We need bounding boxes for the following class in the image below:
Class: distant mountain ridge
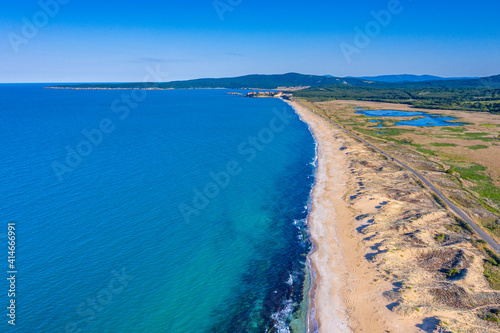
[47,73,500,113]
[294,74,500,113]
[397,74,500,88]
[48,73,500,90]
[50,73,387,90]
[346,74,479,83]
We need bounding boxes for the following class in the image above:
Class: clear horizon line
[1,72,498,85]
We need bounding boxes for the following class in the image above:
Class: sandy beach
[287,100,427,332]
[286,98,500,333]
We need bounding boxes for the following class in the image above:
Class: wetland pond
[356,109,466,127]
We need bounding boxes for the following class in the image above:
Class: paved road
[294,98,500,254]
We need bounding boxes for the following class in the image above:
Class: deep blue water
[0,85,316,332]
[357,109,466,127]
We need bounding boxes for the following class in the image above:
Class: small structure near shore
[243,91,292,98]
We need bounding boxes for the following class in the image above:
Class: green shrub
[435,233,446,242]
[445,166,455,174]
[445,268,461,278]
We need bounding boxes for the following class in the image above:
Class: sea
[0,84,317,332]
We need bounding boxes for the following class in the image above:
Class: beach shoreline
[285,99,352,331]
[293,99,500,333]
[287,101,350,332]
[285,99,420,333]
[289,100,320,333]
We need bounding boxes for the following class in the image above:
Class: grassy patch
[430,142,457,147]
[415,179,425,188]
[445,214,473,234]
[378,128,412,136]
[481,124,500,127]
[417,148,438,156]
[432,193,447,208]
[467,145,489,150]
[454,215,474,233]
[464,132,489,138]
[455,132,498,142]
[454,164,488,182]
[484,220,500,233]
[480,314,500,323]
[484,261,500,290]
[442,127,466,133]
[478,246,500,290]
[453,164,500,205]
[395,138,417,145]
[461,137,497,142]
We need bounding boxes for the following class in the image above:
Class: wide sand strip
[287,100,420,333]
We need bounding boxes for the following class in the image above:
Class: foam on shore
[284,99,351,332]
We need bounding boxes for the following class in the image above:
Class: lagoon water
[357,109,466,127]
[0,85,316,332]
[396,116,466,127]
[357,110,425,117]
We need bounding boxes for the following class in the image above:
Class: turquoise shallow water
[0,85,316,332]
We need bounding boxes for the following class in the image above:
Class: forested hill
[397,75,500,89]
[294,83,500,113]
[48,73,500,90]
[48,73,390,90]
[47,73,500,113]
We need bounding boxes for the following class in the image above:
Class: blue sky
[1,0,499,82]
